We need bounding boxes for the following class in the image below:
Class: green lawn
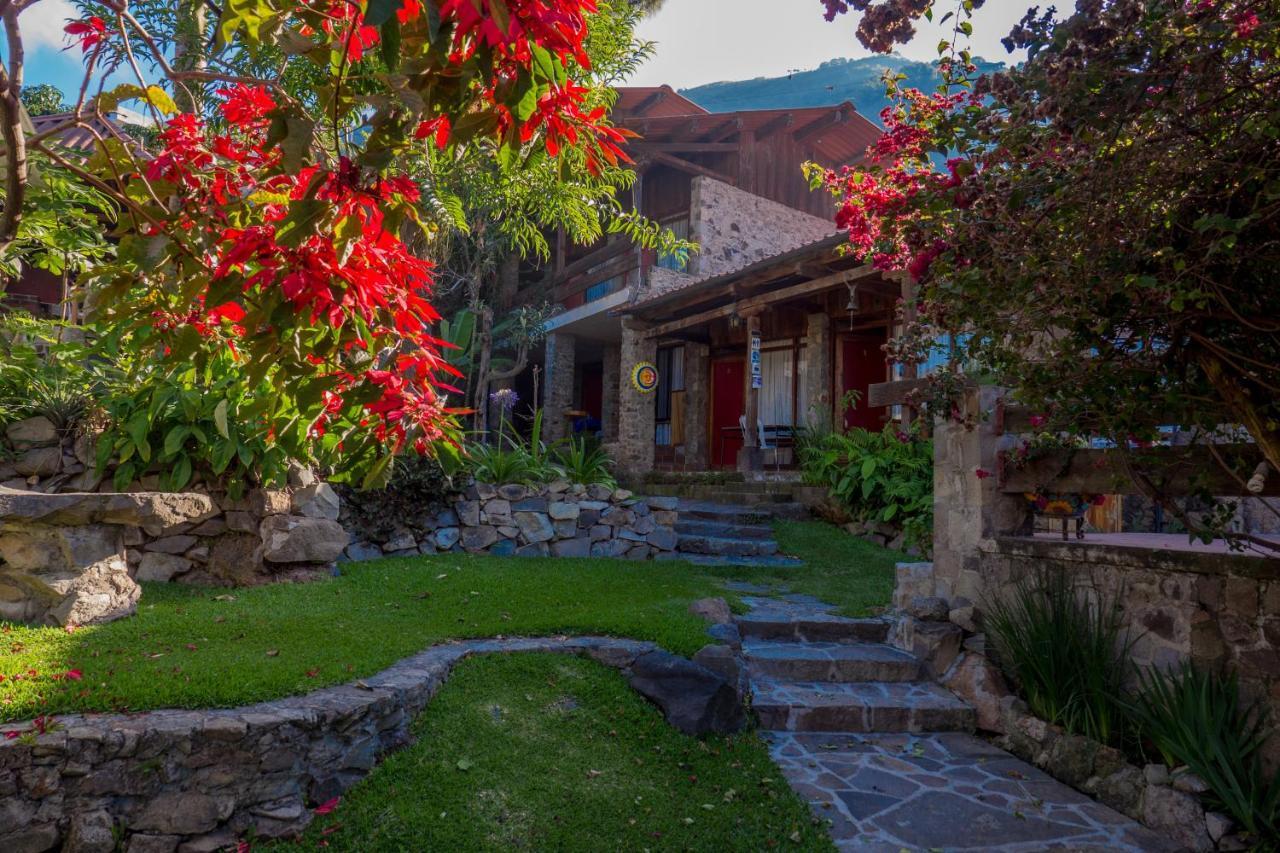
[268,654,832,852]
[0,520,897,722]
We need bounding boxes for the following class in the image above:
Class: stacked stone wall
[340,482,678,561]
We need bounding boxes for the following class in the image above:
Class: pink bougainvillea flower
[974,468,992,480]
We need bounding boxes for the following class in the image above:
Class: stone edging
[0,636,745,853]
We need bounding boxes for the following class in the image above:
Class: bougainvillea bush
[1,0,631,492]
[813,0,1280,535]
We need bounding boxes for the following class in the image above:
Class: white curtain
[760,347,801,426]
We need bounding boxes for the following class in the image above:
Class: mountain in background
[680,55,1004,122]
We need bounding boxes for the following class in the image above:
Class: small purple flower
[490,388,519,411]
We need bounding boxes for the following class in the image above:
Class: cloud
[17,0,80,53]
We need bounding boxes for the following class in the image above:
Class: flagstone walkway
[729,589,1179,852]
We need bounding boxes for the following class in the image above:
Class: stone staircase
[658,499,804,568]
[738,595,975,733]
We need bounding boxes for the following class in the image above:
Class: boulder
[291,484,341,521]
[940,652,1011,733]
[454,500,481,526]
[906,595,950,621]
[481,499,512,526]
[5,415,59,450]
[488,539,516,557]
[343,542,383,562]
[514,511,555,544]
[515,542,550,557]
[65,809,115,853]
[497,484,527,501]
[0,521,139,625]
[204,533,267,585]
[552,518,577,539]
[460,526,499,551]
[224,511,258,533]
[689,597,732,624]
[550,537,591,558]
[548,501,580,521]
[382,530,417,553]
[692,643,745,692]
[646,495,678,511]
[895,617,963,677]
[136,552,194,583]
[287,464,318,488]
[435,527,461,550]
[627,650,746,736]
[260,516,349,563]
[14,447,62,477]
[1142,785,1212,852]
[646,528,677,551]
[144,535,198,555]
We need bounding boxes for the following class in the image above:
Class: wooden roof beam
[755,112,794,141]
[631,87,670,116]
[649,151,735,186]
[795,105,853,142]
[629,141,740,154]
[699,117,742,143]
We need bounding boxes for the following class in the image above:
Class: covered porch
[613,235,905,479]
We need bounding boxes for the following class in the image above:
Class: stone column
[930,385,1026,603]
[614,319,656,481]
[543,332,576,443]
[601,344,621,443]
[683,342,710,470]
[803,312,833,430]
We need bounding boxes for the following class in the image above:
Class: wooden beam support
[642,267,879,339]
[629,142,740,154]
[795,106,850,142]
[755,112,794,140]
[648,151,735,186]
[631,88,668,116]
[699,117,741,143]
[999,445,1279,497]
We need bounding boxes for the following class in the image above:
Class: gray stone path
[732,592,1179,852]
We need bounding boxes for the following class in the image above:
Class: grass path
[267,654,833,852]
[0,521,896,722]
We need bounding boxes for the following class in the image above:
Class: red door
[841,335,887,431]
[711,358,744,468]
[580,364,602,421]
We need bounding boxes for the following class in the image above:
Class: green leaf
[213,399,231,440]
[364,0,398,27]
[380,16,401,72]
[163,425,191,456]
[861,458,878,479]
[275,199,329,248]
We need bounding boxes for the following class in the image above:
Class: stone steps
[676,533,780,557]
[656,552,805,568]
[675,500,777,526]
[674,519,775,540]
[736,613,891,644]
[742,639,922,683]
[752,678,975,733]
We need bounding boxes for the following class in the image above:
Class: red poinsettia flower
[64,17,107,54]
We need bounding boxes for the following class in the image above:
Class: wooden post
[737,311,764,474]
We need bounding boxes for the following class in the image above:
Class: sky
[16,0,1039,104]
[625,0,1037,90]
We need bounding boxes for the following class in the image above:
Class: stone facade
[803,312,832,429]
[340,482,679,562]
[611,319,657,480]
[543,331,576,443]
[0,636,745,853]
[686,176,836,279]
[600,343,621,442]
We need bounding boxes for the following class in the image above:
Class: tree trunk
[471,306,494,437]
[1196,348,1280,477]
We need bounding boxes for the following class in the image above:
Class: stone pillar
[930,385,1026,603]
[803,312,833,429]
[543,332,576,443]
[601,344,621,443]
[684,342,710,470]
[613,319,656,481]
[737,313,763,474]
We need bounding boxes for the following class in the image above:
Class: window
[759,344,806,427]
[584,276,621,303]
[654,218,690,272]
[654,345,686,446]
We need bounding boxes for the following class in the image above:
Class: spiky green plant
[1129,662,1280,846]
[553,436,615,487]
[984,568,1135,746]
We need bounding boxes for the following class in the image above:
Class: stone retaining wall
[340,482,679,562]
[0,637,744,853]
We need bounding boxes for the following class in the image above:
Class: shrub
[1129,663,1280,844]
[338,453,462,541]
[552,437,616,488]
[796,423,932,550]
[0,313,102,432]
[984,568,1135,747]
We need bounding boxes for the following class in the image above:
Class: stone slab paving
[744,638,922,682]
[754,677,975,733]
[766,731,1179,852]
